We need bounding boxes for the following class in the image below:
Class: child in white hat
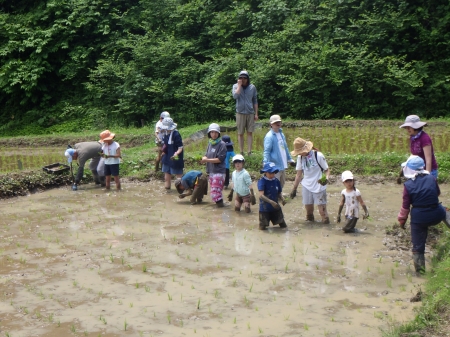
[337,170,369,233]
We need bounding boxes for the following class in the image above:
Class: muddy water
[1,180,446,337]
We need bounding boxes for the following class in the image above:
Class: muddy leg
[318,204,329,224]
[155,147,162,172]
[105,175,111,190]
[164,173,171,189]
[305,204,314,221]
[114,176,121,190]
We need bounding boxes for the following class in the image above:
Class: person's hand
[363,213,370,220]
[318,179,329,186]
[289,160,296,168]
[227,190,234,202]
[398,219,406,229]
[254,114,259,121]
[281,198,287,206]
[237,78,242,87]
[337,215,341,223]
[290,189,297,199]
[270,201,280,209]
[200,156,208,164]
[178,194,186,199]
[250,194,256,205]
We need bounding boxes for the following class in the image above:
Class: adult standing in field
[232,70,258,156]
[64,142,105,189]
[399,115,438,178]
[397,155,449,274]
[289,137,331,224]
[154,111,170,172]
[262,115,295,188]
[200,123,227,207]
[160,117,184,190]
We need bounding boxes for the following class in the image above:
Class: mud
[0,180,448,337]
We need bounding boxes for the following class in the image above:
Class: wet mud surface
[1,180,449,337]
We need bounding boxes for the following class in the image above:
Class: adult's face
[210,131,219,140]
[404,126,419,136]
[238,76,248,86]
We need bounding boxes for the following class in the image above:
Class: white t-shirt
[341,188,361,218]
[102,141,120,165]
[276,132,287,169]
[155,121,164,141]
[296,151,328,193]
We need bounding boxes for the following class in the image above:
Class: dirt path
[1,180,447,337]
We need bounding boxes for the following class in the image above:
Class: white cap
[207,123,221,137]
[341,170,354,182]
[232,154,245,162]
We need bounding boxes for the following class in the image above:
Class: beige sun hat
[290,137,313,156]
[399,115,427,129]
[269,115,282,124]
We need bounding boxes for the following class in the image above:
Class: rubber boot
[216,200,224,208]
[413,253,425,274]
[279,220,287,228]
[99,175,106,187]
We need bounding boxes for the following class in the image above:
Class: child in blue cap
[397,155,450,274]
[222,135,235,190]
[258,162,287,230]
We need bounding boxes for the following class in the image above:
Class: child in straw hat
[100,130,121,190]
[289,137,330,224]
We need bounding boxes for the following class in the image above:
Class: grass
[382,225,450,337]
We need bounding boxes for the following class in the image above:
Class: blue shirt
[258,176,282,212]
[225,150,235,169]
[263,128,292,170]
[181,170,202,190]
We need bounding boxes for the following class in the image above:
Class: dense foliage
[1,0,449,135]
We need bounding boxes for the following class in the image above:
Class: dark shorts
[259,209,284,228]
[105,164,120,176]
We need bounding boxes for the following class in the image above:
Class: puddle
[0,180,441,336]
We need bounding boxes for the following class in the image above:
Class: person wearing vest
[397,155,449,274]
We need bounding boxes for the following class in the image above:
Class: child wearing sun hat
[258,162,287,230]
[100,130,121,190]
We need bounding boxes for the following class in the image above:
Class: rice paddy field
[0,147,64,174]
[183,125,450,155]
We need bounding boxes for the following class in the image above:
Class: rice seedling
[167,313,171,324]
[197,298,201,309]
[124,319,128,331]
[168,293,172,301]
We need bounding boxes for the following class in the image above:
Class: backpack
[302,150,324,172]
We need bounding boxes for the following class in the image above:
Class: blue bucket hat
[222,135,233,146]
[65,148,75,163]
[260,162,279,174]
[401,155,425,171]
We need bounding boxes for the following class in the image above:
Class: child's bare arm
[357,196,369,218]
[337,195,345,223]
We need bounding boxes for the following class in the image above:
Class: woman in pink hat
[399,115,438,178]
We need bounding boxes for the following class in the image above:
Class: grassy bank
[383,224,450,337]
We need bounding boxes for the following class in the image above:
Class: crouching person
[258,162,287,230]
[227,154,256,213]
[397,155,449,275]
[175,170,208,205]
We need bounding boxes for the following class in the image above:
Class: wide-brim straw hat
[161,117,177,131]
[291,137,313,156]
[99,130,115,142]
[399,115,427,129]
